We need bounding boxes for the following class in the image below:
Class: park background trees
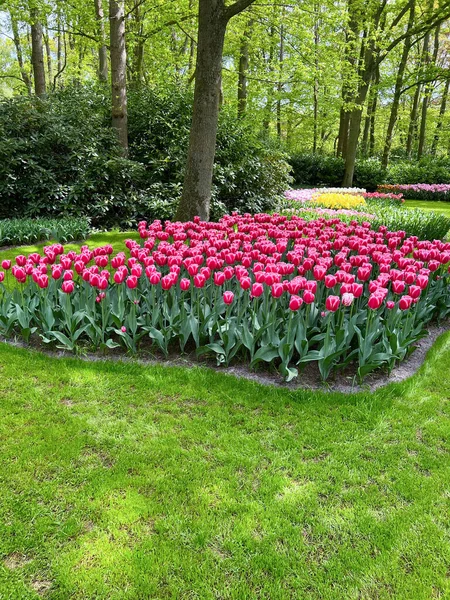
[1,0,450,218]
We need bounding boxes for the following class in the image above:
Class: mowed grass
[0,336,450,599]
[0,231,139,266]
[404,199,450,218]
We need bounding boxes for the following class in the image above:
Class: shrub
[353,158,386,191]
[1,216,450,382]
[289,153,344,186]
[385,157,450,185]
[0,85,291,228]
[289,154,385,190]
[0,217,90,247]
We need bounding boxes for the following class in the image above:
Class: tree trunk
[11,17,32,95]
[417,25,439,158]
[337,2,359,157]
[95,0,109,82]
[44,29,53,84]
[109,0,128,153]
[342,56,374,186]
[30,8,46,97]
[342,0,385,186]
[276,22,284,139]
[406,81,422,157]
[176,0,255,221]
[176,1,227,221]
[431,78,450,155]
[382,1,415,168]
[312,1,319,153]
[368,67,380,156]
[262,24,275,132]
[237,19,253,117]
[361,107,370,156]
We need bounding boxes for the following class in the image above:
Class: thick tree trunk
[237,20,253,117]
[382,1,415,168]
[431,78,450,155]
[30,9,46,97]
[337,3,359,157]
[176,1,227,221]
[177,0,255,221]
[342,57,374,186]
[11,17,32,95]
[109,0,128,154]
[95,0,109,82]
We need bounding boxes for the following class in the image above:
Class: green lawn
[0,231,139,266]
[1,336,450,599]
[1,223,450,598]
[404,199,450,218]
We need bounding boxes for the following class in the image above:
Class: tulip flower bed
[1,213,450,381]
[378,184,450,202]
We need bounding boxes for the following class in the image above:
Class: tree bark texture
[30,8,47,97]
[95,0,109,82]
[11,17,32,95]
[109,0,128,153]
[176,0,227,221]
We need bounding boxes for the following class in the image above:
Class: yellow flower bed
[312,192,367,210]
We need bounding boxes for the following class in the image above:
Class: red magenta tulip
[194,274,206,288]
[62,280,74,294]
[214,272,225,286]
[251,282,264,298]
[223,291,234,305]
[289,295,303,311]
[1,260,11,270]
[303,290,315,304]
[368,294,382,310]
[325,295,340,312]
[180,278,190,291]
[271,283,283,298]
[399,295,413,310]
[126,276,138,289]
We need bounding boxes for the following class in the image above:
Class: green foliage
[354,158,386,191]
[282,197,450,240]
[289,154,386,190]
[289,153,344,186]
[0,217,90,247]
[386,157,450,185]
[369,206,450,240]
[0,85,291,228]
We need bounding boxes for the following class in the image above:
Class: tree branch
[225,0,257,21]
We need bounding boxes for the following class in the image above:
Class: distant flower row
[378,184,450,201]
[285,188,403,205]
